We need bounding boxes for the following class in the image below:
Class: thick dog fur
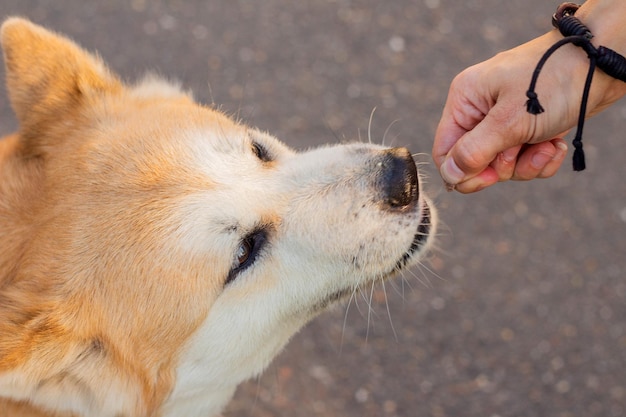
[0,18,437,417]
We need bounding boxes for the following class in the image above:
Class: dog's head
[0,18,436,417]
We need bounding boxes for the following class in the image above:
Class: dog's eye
[251,141,272,162]
[226,230,268,285]
[235,238,252,267]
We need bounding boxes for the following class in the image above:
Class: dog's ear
[1,17,122,143]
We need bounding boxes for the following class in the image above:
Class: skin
[433,0,626,193]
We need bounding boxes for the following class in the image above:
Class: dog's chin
[311,200,433,313]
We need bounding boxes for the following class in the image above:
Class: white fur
[162,139,436,415]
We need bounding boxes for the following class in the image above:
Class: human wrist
[574,0,626,101]
[529,1,626,171]
[576,0,626,48]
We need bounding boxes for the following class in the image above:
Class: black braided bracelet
[526,2,626,171]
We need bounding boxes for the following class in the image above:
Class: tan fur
[0,18,436,417]
[0,19,231,415]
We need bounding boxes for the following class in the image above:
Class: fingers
[449,139,568,193]
[490,145,523,181]
[437,103,527,186]
[449,146,522,193]
[512,138,568,180]
[452,168,499,194]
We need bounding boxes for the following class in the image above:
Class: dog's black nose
[379,147,419,210]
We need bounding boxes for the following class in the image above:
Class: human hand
[433,25,626,193]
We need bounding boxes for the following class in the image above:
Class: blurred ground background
[1,1,625,416]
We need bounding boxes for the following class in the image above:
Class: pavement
[1,1,625,416]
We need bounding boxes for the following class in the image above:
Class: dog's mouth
[391,200,432,274]
[311,200,433,312]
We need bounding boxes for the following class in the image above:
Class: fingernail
[501,147,518,164]
[554,142,568,159]
[531,152,553,169]
[440,157,465,185]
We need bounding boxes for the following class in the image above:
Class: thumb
[439,104,531,185]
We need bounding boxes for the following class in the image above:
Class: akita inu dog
[0,18,437,417]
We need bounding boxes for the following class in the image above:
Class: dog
[0,18,437,417]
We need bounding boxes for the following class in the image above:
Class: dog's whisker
[383,119,400,146]
[421,260,447,283]
[250,372,264,413]
[365,280,377,342]
[207,81,216,108]
[401,265,433,289]
[323,116,343,144]
[381,119,401,148]
[380,279,399,343]
[367,286,380,320]
[367,107,377,145]
[388,271,411,301]
[234,77,250,124]
[340,284,361,353]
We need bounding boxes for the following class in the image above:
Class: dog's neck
[162,303,312,417]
